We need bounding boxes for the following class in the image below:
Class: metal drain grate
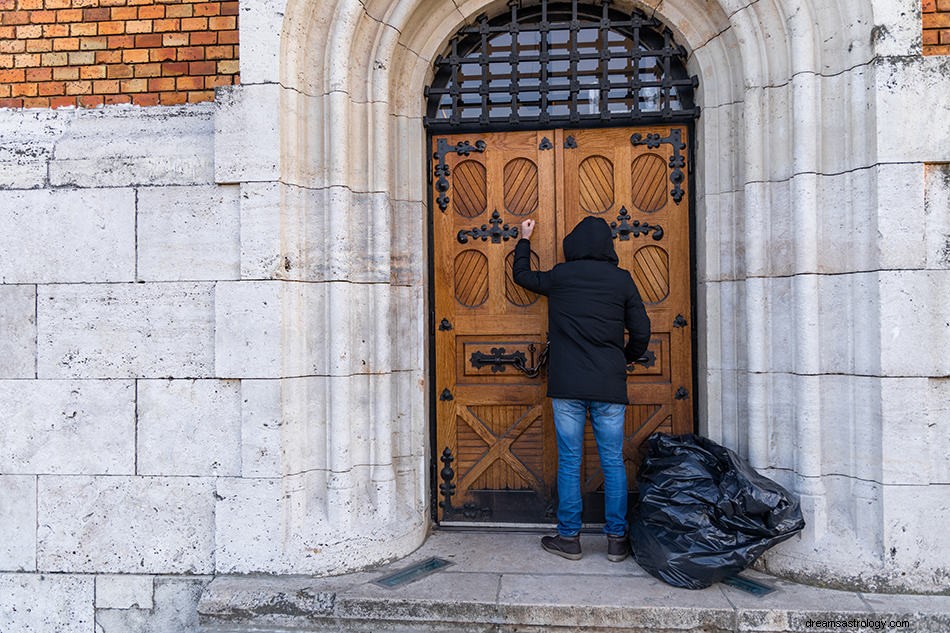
[721,575,776,596]
[373,557,454,589]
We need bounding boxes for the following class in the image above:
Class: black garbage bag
[629,433,805,589]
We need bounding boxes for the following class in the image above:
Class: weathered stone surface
[37,476,215,573]
[0,573,94,633]
[137,379,242,477]
[0,285,36,378]
[874,56,950,164]
[239,379,282,478]
[0,380,134,475]
[878,270,950,377]
[137,185,241,282]
[925,162,950,270]
[48,105,215,188]
[95,575,154,610]
[97,577,209,633]
[0,109,69,189]
[37,283,215,379]
[0,475,36,571]
[0,188,135,284]
[214,85,280,184]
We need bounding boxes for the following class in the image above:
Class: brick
[942,28,950,44]
[147,76,173,91]
[56,8,82,22]
[43,23,69,36]
[49,95,75,107]
[131,91,159,105]
[82,7,111,21]
[220,1,237,16]
[67,50,94,64]
[138,4,164,19]
[64,79,91,95]
[176,75,202,90]
[107,34,134,48]
[124,19,152,33]
[69,22,97,36]
[1,11,30,25]
[52,37,80,51]
[149,47,176,61]
[0,26,13,38]
[103,94,130,104]
[187,89,214,103]
[204,74,232,89]
[925,43,950,55]
[119,78,146,92]
[25,66,51,81]
[79,36,108,50]
[41,52,68,65]
[95,49,121,63]
[121,48,149,63]
[134,33,161,47]
[133,62,160,76]
[204,44,231,59]
[923,12,950,28]
[189,60,214,75]
[193,2,219,17]
[0,84,8,97]
[92,78,119,93]
[45,0,73,8]
[11,82,38,97]
[19,0,43,8]
[0,97,24,107]
[52,66,78,80]
[0,0,13,8]
[923,0,937,11]
[924,30,939,46]
[26,38,52,52]
[160,61,186,75]
[77,94,104,107]
[97,19,124,34]
[938,0,950,10]
[164,4,192,18]
[22,96,51,107]
[216,59,237,74]
[30,9,58,23]
[177,46,203,60]
[78,65,105,78]
[180,16,206,30]
[16,24,43,38]
[109,6,137,20]
[0,68,25,82]
[188,30,215,45]
[106,63,132,78]
[159,90,186,105]
[38,81,65,96]
[152,17,179,31]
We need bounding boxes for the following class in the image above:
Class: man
[513,215,651,562]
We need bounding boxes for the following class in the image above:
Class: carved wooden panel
[631,245,670,304]
[630,153,667,213]
[578,155,614,214]
[453,160,487,218]
[504,250,540,306]
[503,158,539,216]
[454,250,489,307]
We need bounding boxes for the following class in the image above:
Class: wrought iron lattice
[424,0,699,130]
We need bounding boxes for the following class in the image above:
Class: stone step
[197,531,950,633]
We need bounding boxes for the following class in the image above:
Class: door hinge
[439,388,454,401]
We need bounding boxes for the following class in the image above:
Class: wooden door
[432,125,693,524]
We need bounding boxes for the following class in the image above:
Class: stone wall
[0,0,238,108]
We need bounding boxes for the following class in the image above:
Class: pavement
[198,529,950,633]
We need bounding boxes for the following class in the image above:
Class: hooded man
[513,215,651,562]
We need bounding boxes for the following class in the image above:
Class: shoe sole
[606,552,629,562]
[542,543,583,560]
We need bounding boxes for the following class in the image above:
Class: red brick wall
[924,0,950,55]
[0,0,238,108]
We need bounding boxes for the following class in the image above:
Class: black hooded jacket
[513,216,651,404]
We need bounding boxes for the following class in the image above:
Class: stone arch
[212,0,945,592]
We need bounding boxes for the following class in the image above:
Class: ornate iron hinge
[631,129,686,204]
[438,447,491,520]
[610,207,664,241]
[457,210,519,244]
[433,138,486,212]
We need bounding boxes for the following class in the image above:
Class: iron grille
[424,0,700,131]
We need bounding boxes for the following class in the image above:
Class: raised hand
[521,218,536,239]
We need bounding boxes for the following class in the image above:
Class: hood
[562,216,618,264]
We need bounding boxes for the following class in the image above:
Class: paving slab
[198,529,950,633]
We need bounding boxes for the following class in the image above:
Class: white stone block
[0,380,134,475]
[214,85,280,184]
[880,377,950,485]
[925,163,950,270]
[817,273,881,376]
[37,475,215,573]
[0,188,135,284]
[874,56,950,164]
[0,573,94,633]
[214,281,283,378]
[137,380,242,477]
[236,0,286,85]
[137,185,241,281]
[882,484,950,592]
[870,0,925,57]
[38,283,215,379]
[0,285,35,378]
[0,475,36,571]
[49,105,215,188]
[817,375,882,483]
[240,379,283,478]
[878,270,950,377]
[390,199,426,286]
[95,575,154,610]
[96,578,208,633]
[0,109,70,189]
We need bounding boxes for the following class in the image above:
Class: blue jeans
[551,398,628,537]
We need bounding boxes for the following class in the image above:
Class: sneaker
[606,534,630,562]
[541,534,582,560]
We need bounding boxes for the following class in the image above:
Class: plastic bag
[629,433,805,589]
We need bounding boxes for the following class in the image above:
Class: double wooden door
[432,126,693,524]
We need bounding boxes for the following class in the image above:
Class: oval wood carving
[453,160,487,218]
[504,249,540,306]
[578,155,614,214]
[503,158,539,216]
[631,245,670,303]
[631,153,667,213]
[454,250,489,307]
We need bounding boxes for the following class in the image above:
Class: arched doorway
[426,0,700,525]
